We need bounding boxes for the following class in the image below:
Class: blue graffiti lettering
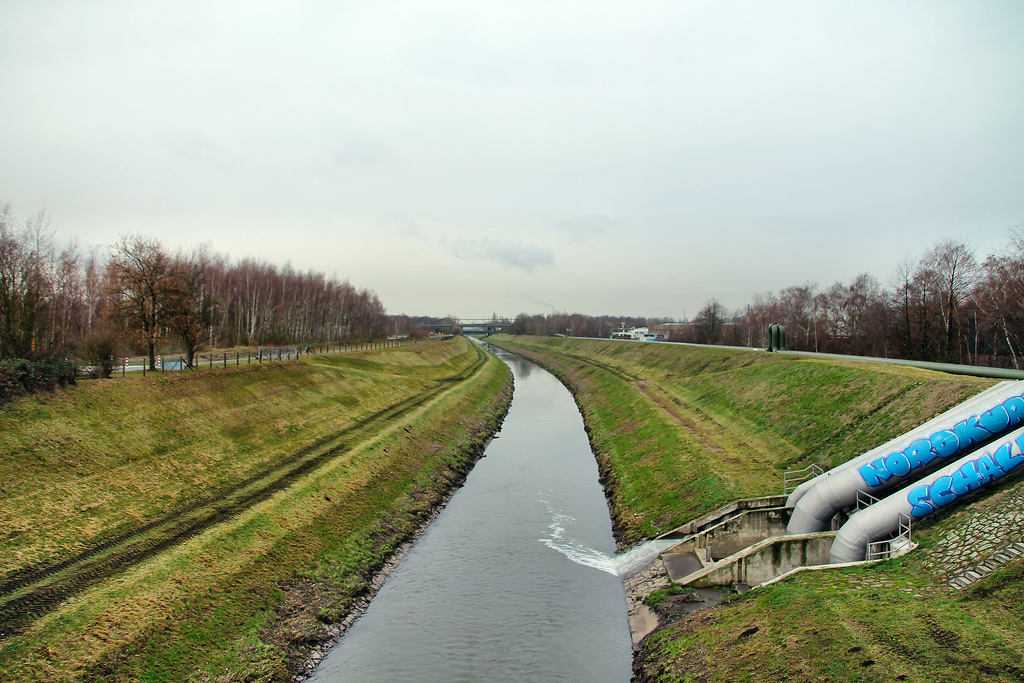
[928,431,959,459]
[904,436,1024,520]
[858,457,893,487]
[975,453,1003,485]
[907,485,934,518]
[930,476,956,508]
[953,416,991,449]
[993,441,1024,474]
[950,461,985,497]
[883,451,912,477]
[979,405,1010,434]
[1005,397,1024,427]
[905,438,937,468]
[857,393,1024,488]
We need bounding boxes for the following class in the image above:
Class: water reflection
[307,346,632,683]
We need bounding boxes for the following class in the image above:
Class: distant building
[611,326,653,341]
[647,323,692,340]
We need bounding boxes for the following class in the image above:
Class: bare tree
[0,205,56,358]
[694,298,727,344]
[106,235,175,370]
[973,227,1024,368]
[923,238,977,363]
[778,283,819,351]
[166,247,216,367]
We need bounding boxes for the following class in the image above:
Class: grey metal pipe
[785,381,1012,509]
[787,381,1024,533]
[779,350,1024,381]
[830,425,1024,563]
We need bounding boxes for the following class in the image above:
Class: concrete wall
[658,496,788,541]
[702,507,792,560]
[665,506,792,563]
[684,532,837,588]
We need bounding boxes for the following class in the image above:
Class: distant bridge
[423,318,514,334]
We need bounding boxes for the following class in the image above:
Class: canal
[306,346,634,682]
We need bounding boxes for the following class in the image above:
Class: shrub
[0,356,78,407]
[79,330,121,379]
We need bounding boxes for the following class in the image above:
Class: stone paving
[624,559,673,645]
[917,480,1024,589]
[946,541,1024,589]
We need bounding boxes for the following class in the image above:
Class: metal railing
[100,335,455,378]
[866,513,913,561]
[783,464,824,495]
[856,489,881,511]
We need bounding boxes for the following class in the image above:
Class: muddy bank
[623,557,725,647]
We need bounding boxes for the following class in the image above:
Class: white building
[611,326,652,341]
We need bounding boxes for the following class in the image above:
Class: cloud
[556,214,616,242]
[164,127,239,171]
[378,216,425,240]
[327,138,395,170]
[398,220,424,239]
[448,237,554,272]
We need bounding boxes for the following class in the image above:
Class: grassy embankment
[489,335,1024,682]
[0,336,512,682]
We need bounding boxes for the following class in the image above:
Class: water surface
[307,348,633,682]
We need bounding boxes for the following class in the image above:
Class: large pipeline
[785,381,1014,510]
[830,425,1024,562]
[787,381,1024,534]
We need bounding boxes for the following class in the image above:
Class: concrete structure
[660,500,806,587]
[611,326,651,341]
[647,323,691,340]
[644,384,1024,592]
[670,532,837,588]
[830,425,1024,562]
[657,495,788,540]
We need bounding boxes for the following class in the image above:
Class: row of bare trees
[0,204,388,372]
[504,232,1024,370]
[509,313,646,338]
[733,234,1024,368]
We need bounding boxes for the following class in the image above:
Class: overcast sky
[2,1,1022,320]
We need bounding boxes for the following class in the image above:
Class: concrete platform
[663,551,704,582]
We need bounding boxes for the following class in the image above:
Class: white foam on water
[538,499,676,577]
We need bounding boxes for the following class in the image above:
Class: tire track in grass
[0,343,486,640]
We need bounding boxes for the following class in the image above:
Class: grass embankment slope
[0,337,512,682]
[489,335,1024,683]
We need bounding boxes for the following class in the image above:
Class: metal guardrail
[97,335,456,378]
[856,489,880,511]
[866,513,912,561]
[563,331,1024,380]
[779,350,1024,381]
[783,464,824,495]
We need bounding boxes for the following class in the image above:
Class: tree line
[507,232,1024,370]
[722,233,1023,368]
[0,203,388,375]
[5,198,1020,379]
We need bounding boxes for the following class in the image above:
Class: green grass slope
[0,337,512,682]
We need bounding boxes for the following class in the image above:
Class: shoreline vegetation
[0,336,512,682]
[488,335,1024,683]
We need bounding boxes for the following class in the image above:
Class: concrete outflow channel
[657,380,1024,589]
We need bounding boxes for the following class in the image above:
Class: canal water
[306,347,635,682]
